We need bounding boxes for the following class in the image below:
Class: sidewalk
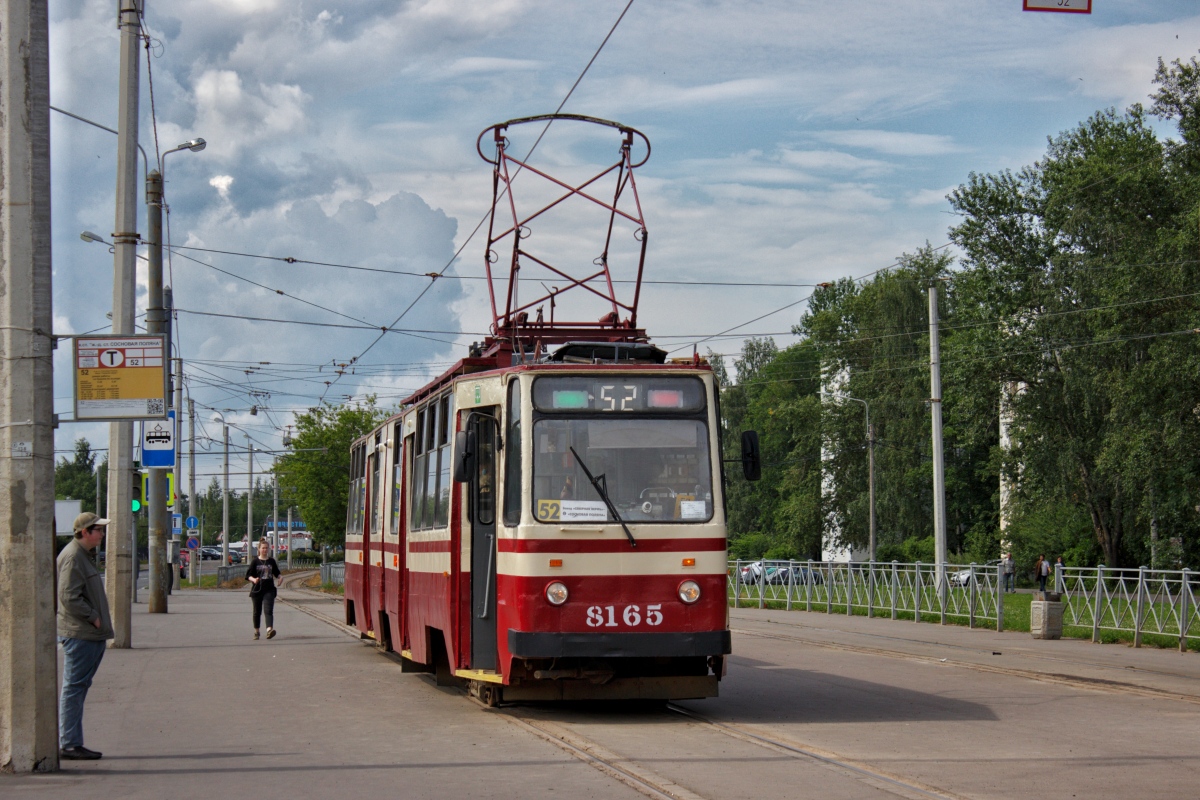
[731,605,1200,701]
[5,589,641,800]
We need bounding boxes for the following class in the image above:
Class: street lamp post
[60,103,205,614]
[213,413,230,568]
[842,397,875,563]
[824,392,876,562]
[247,435,254,561]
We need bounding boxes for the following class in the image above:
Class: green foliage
[728,532,771,560]
[274,399,390,546]
[718,52,1200,570]
[55,438,102,513]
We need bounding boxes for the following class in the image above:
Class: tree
[55,438,99,513]
[275,399,390,547]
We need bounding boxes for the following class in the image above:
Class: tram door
[470,410,498,670]
[363,449,377,634]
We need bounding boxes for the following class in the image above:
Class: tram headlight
[545,581,569,606]
[678,580,701,604]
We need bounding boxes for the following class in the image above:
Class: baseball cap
[73,512,110,533]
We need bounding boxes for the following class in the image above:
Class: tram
[342,116,760,703]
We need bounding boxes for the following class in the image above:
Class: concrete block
[1031,600,1064,639]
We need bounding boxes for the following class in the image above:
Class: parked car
[200,547,221,560]
[738,561,766,582]
[949,559,1002,587]
[771,566,825,586]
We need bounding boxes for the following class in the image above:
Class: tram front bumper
[508,630,731,659]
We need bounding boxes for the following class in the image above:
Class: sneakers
[60,746,102,760]
[253,630,260,640]
[266,628,276,639]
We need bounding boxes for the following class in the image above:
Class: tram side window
[412,408,427,530]
[370,435,382,536]
[410,394,452,530]
[436,394,451,526]
[424,400,438,526]
[345,445,357,536]
[503,380,522,526]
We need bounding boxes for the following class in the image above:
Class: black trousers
[251,589,277,629]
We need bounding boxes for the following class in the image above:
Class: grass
[729,586,1200,652]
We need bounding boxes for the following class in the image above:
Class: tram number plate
[586,604,663,628]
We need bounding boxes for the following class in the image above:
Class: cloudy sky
[48,0,1200,491]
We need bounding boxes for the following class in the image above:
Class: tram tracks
[489,701,964,800]
[277,585,962,800]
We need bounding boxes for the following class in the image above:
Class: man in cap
[57,512,114,760]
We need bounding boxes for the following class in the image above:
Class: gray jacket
[57,539,114,641]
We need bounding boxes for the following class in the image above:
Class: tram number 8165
[586,604,663,628]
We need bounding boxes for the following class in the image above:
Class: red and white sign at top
[1023,0,1091,13]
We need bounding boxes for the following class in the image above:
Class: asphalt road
[8,591,1198,798]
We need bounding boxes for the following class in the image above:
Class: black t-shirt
[246,557,280,591]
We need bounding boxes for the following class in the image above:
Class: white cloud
[812,130,966,157]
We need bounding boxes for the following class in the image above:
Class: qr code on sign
[146,398,165,415]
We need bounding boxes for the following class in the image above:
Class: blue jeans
[1004,573,1014,592]
[59,637,106,749]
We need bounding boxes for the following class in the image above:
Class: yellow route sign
[74,335,168,421]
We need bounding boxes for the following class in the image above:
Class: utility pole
[272,473,279,558]
[247,434,254,557]
[867,422,876,562]
[928,284,948,595]
[222,424,230,567]
[287,507,293,570]
[106,0,144,648]
[171,331,182,590]
[146,170,167,613]
[0,0,58,772]
[188,397,197,583]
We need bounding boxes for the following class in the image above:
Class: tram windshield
[531,377,713,524]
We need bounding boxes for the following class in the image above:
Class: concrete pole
[171,340,182,590]
[272,473,279,559]
[928,284,948,594]
[221,426,230,567]
[287,507,293,570]
[246,434,254,555]
[188,397,197,583]
[0,0,58,772]
[146,170,167,613]
[867,422,876,562]
[105,0,144,648]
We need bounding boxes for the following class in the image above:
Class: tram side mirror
[740,430,762,482]
[453,429,477,483]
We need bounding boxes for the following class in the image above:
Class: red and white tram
[341,116,760,703]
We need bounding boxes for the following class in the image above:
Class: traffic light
[132,471,143,513]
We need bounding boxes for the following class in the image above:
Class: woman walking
[246,539,281,640]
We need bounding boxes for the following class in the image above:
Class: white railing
[727,559,1003,630]
[1056,565,1198,650]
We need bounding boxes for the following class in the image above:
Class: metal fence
[728,559,1004,630]
[1056,565,1199,650]
[320,562,345,586]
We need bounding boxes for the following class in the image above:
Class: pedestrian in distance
[247,539,281,640]
[57,512,115,761]
[1035,553,1050,593]
[1054,555,1066,591]
[1002,553,1016,593]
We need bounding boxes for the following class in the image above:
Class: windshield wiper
[569,446,636,547]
